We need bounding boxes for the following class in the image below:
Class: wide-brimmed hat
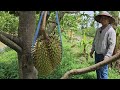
[94,11,115,24]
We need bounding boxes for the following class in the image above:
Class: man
[90,11,116,79]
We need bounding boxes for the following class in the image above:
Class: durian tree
[0,11,66,79]
[0,11,37,79]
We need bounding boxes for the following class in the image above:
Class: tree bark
[0,34,22,53]
[61,51,120,79]
[46,11,65,34]
[18,11,38,79]
[0,32,20,46]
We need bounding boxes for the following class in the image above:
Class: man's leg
[101,64,108,79]
[95,52,102,79]
[95,52,107,79]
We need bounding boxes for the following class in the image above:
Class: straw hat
[94,11,115,24]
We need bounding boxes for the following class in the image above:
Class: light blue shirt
[92,24,116,57]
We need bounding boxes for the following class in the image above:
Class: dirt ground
[0,42,7,51]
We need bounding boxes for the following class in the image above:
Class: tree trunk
[0,11,38,79]
[17,11,38,79]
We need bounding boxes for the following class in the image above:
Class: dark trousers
[95,52,108,79]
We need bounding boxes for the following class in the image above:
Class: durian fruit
[32,35,62,77]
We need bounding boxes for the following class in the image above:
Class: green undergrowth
[0,36,120,79]
[0,47,18,79]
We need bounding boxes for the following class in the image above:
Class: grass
[0,47,18,79]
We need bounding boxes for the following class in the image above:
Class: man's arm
[105,30,116,57]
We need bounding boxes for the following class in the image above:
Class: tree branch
[0,34,22,53]
[0,32,21,46]
[47,12,65,33]
[61,51,120,79]
[52,12,65,30]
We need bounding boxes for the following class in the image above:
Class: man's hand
[104,55,109,60]
[90,50,94,58]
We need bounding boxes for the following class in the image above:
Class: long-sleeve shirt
[91,24,116,57]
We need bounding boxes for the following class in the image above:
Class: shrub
[0,11,19,35]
